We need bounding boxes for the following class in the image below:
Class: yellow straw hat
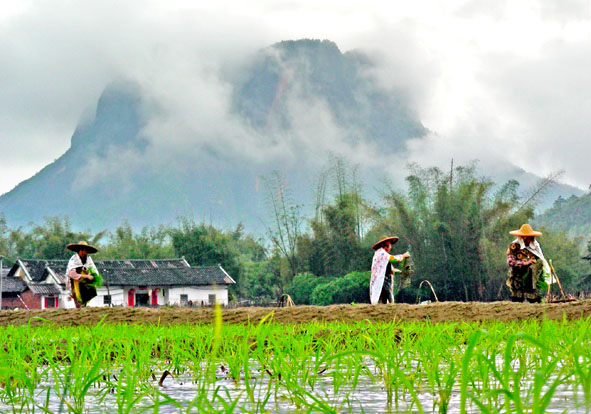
[66,241,98,254]
[509,224,542,237]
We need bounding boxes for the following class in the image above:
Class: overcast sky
[1,0,591,196]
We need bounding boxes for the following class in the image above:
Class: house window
[104,295,112,306]
[180,294,188,306]
[45,296,57,308]
[208,294,216,305]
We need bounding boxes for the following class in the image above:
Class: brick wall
[1,290,41,309]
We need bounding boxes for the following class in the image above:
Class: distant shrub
[309,271,370,305]
[287,273,325,305]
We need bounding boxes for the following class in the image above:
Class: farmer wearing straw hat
[370,236,411,304]
[506,224,551,303]
[65,241,103,307]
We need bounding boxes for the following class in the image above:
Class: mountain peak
[1,40,429,231]
[273,38,341,54]
[71,80,145,153]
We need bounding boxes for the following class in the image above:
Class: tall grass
[1,317,591,412]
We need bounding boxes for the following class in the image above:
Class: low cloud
[2,0,591,196]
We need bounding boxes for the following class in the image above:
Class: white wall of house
[168,286,228,306]
[60,291,76,309]
[86,287,126,307]
[84,286,229,307]
[54,285,229,307]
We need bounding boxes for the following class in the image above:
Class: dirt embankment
[1,301,591,327]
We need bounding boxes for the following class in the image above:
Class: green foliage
[299,196,371,278]
[287,273,325,305]
[228,225,276,301]
[169,219,242,289]
[239,259,280,302]
[0,214,12,263]
[263,171,303,280]
[536,228,588,292]
[9,217,104,260]
[97,222,174,259]
[297,157,371,279]
[536,192,591,240]
[309,271,370,305]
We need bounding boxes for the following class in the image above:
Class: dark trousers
[511,296,541,303]
[378,274,394,304]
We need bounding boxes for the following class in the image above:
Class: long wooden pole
[549,260,566,298]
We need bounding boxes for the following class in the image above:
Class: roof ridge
[98,258,185,261]
[97,265,218,269]
[19,259,67,262]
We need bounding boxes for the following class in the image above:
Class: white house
[4,258,235,309]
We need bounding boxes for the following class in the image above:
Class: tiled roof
[98,259,189,269]
[11,258,234,288]
[10,260,67,282]
[28,284,61,296]
[100,266,234,287]
[1,276,27,293]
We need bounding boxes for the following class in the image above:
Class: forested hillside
[535,192,591,240]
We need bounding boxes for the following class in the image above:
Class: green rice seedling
[570,340,591,412]
[460,325,571,414]
[111,356,153,414]
[45,331,107,414]
[412,322,465,413]
[324,351,365,412]
[365,342,404,406]
[4,316,591,412]
[0,368,35,414]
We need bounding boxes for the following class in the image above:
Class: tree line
[1,160,589,304]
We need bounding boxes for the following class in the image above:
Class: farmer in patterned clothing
[506,224,550,303]
[65,241,103,307]
[369,236,411,304]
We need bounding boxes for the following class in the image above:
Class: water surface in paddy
[1,361,587,413]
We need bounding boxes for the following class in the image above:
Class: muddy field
[1,300,591,326]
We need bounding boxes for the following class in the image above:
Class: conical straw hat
[372,236,399,250]
[509,224,542,237]
[66,241,98,254]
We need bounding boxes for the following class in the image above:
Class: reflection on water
[0,359,588,413]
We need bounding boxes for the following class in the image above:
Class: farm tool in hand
[547,259,577,303]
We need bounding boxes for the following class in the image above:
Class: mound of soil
[1,301,591,327]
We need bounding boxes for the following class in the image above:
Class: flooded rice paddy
[2,306,591,412]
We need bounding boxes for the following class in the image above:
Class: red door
[151,290,158,306]
[128,289,135,307]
